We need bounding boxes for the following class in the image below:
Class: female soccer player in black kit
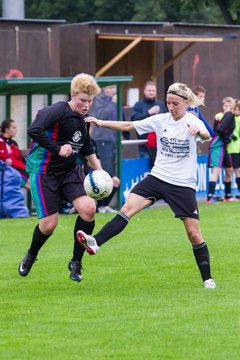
[18,73,102,282]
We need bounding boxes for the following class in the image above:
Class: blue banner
[121,155,238,204]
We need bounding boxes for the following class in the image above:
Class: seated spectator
[0,160,29,218]
[0,119,30,190]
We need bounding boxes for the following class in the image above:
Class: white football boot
[76,230,99,255]
[203,279,217,289]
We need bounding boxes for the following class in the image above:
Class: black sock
[98,186,118,207]
[28,225,51,257]
[236,177,240,192]
[207,181,216,199]
[73,216,95,262]
[95,212,129,247]
[192,242,211,281]
[224,181,232,198]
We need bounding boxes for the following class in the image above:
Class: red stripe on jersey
[42,122,59,173]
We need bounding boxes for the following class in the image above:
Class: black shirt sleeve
[216,111,235,144]
[28,103,63,154]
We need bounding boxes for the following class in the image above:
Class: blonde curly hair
[167,83,204,108]
[71,73,101,97]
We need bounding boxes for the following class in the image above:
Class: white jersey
[133,112,208,190]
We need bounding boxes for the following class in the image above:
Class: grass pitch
[1,202,240,359]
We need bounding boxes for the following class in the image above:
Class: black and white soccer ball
[84,170,113,200]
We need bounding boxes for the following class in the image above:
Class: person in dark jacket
[207,96,236,203]
[131,80,167,158]
[89,85,125,212]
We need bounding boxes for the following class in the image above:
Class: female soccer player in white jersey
[78,82,216,289]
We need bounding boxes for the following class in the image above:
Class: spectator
[0,119,30,190]
[146,132,157,167]
[188,85,214,137]
[207,96,236,203]
[131,80,167,158]
[0,160,29,218]
[226,100,240,198]
[89,85,123,212]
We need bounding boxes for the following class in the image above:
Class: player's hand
[148,105,160,115]
[85,117,103,127]
[59,144,73,158]
[187,123,201,137]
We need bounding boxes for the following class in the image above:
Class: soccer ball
[84,170,113,200]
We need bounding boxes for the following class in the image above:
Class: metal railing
[121,139,147,145]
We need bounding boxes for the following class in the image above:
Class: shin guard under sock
[192,242,211,281]
[224,181,232,198]
[207,181,216,199]
[73,216,95,262]
[95,212,129,247]
[28,225,52,257]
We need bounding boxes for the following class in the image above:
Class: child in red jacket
[0,119,30,190]
[147,132,157,166]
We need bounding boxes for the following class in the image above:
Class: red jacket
[0,135,26,171]
[147,132,157,148]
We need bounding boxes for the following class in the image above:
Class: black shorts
[30,165,86,218]
[229,153,240,169]
[208,145,232,168]
[131,174,199,219]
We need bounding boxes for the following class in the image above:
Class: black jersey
[26,101,94,174]
[214,111,235,144]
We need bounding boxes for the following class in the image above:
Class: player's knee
[120,203,134,217]
[40,221,57,235]
[76,199,96,220]
[85,204,96,218]
[187,229,202,244]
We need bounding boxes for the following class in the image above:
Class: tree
[25,0,135,22]
[132,0,223,23]
[215,0,240,24]
[24,0,240,25]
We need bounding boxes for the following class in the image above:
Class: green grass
[1,202,240,360]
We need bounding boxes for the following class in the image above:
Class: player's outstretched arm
[85,117,134,132]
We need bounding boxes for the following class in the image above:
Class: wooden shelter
[60,21,239,153]
[0,18,239,153]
